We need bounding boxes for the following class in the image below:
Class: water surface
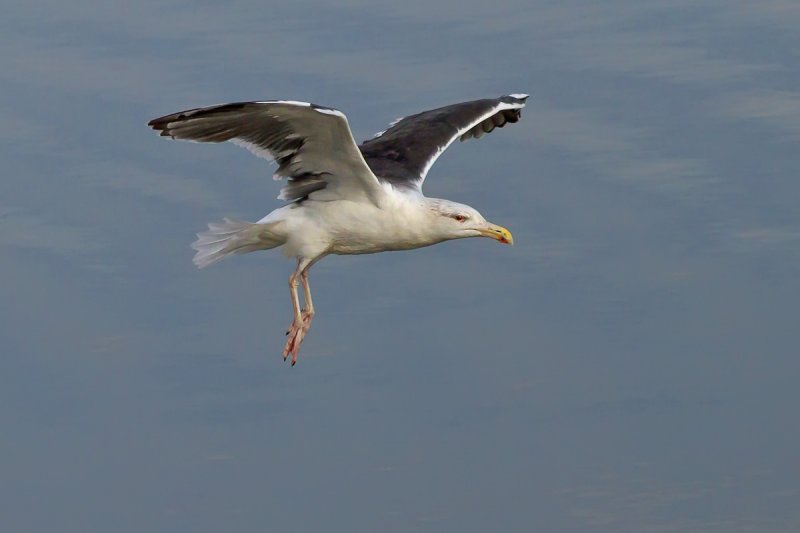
[2,1,799,531]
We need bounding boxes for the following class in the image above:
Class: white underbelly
[284,198,436,256]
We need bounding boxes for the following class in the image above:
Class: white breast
[279,188,439,257]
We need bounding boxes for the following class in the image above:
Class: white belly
[272,196,438,257]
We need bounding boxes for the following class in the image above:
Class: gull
[148,94,528,365]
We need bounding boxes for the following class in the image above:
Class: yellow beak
[478,223,514,245]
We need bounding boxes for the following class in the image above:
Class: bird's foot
[282,311,314,366]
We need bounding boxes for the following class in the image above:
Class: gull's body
[148,94,527,364]
[260,192,473,257]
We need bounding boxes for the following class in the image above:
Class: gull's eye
[453,214,467,223]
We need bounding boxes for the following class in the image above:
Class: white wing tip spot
[313,107,346,118]
[509,93,529,100]
[255,100,312,107]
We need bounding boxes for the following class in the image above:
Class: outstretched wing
[359,94,528,192]
[148,100,383,204]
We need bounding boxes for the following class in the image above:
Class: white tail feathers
[191,218,283,268]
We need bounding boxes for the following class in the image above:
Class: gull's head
[425,199,513,245]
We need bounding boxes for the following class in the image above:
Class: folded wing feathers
[277,175,329,200]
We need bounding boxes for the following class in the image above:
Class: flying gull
[148,94,528,365]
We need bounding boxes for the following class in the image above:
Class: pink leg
[282,259,315,366]
[300,268,315,328]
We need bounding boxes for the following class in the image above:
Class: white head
[424,198,513,245]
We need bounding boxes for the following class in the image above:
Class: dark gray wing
[148,100,383,204]
[359,94,528,191]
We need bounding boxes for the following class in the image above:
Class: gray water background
[1,1,799,531]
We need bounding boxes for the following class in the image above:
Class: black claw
[291,360,296,367]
